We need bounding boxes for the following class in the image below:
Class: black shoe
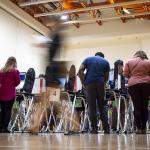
[2,129,10,133]
[141,129,146,134]
[112,128,117,132]
[135,129,142,134]
[104,128,110,134]
[81,130,89,133]
[89,129,98,134]
[64,131,76,135]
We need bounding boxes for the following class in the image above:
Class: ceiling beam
[34,0,150,17]
[0,0,50,36]
[20,0,62,7]
[58,11,150,25]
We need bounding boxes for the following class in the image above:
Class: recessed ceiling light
[61,15,68,20]
[32,35,51,42]
[140,17,144,21]
[123,8,130,14]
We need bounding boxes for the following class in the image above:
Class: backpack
[22,68,35,93]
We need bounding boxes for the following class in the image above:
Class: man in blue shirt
[78,52,110,134]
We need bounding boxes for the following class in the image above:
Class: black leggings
[0,99,15,131]
[128,83,150,130]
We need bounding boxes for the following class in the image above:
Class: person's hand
[31,43,48,48]
[82,84,87,89]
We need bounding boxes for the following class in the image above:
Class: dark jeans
[0,99,15,132]
[86,82,109,131]
[111,100,125,130]
[128,83,150,130]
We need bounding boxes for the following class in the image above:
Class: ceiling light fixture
[61,15,68,20]
[123,8,131,14]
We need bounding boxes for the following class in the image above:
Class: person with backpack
[0,57,20,133]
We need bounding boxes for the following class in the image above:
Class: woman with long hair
[124,50,150,134]
[0,56,20,133]
[113,59,126,92]
[65,65,76,92]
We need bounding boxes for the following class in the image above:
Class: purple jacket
[0,69,20,101]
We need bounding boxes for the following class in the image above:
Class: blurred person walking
[0,57,20,133]
[33,16,67,87]
[30,17,68,133]
[45,16,68,88]
[124,50,150,134]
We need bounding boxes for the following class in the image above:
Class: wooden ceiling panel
[10,0,150,28]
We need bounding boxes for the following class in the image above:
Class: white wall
[0,8,48,76]
[63,20,150,70]
[64,34,150,69]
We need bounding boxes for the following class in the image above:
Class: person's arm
[123,62,130,78]
[31,43,48,48]
[104,61,110,83]
[14,70,20,87]
[149,60,150,76]
[104,71,109,83]
[78,64,86,86]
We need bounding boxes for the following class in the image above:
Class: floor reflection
[0,133,149,150]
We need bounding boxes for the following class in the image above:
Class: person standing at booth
[113,60,126,93]
[0,57,20,133]
[111,60,127,131]
[124,50,150,134]
[78,52,110,134]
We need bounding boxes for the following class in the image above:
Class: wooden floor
[0,133,149,150]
